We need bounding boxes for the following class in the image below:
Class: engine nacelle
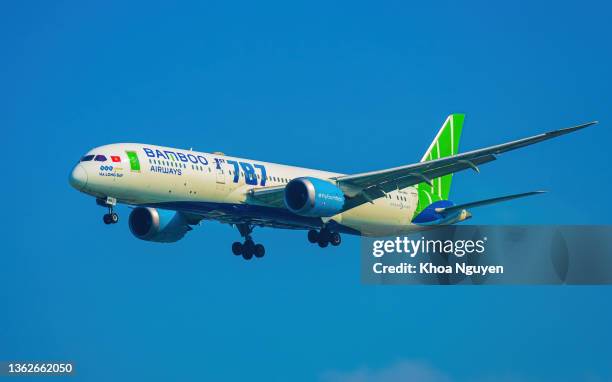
[284,177,345,217]
[128,207,192,243]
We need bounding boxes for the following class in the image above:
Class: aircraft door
[215,162,225,184]
[216,167,225,184]
[214,158,226,193]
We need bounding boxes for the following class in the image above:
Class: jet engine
[284,177,345,217]
[128,207,192,243]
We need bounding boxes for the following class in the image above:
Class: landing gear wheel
[330,232,341,246]
[242,239,255,260]
[232,242,243,256]
[319,229,331,242]
[254,244,265,258]
[98,197,118,225]
[307,230,319,243]
[234,224,266,260]
[318,239,329,248]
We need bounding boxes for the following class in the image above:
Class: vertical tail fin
[415,114,465,213]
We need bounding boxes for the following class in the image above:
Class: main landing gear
[232,224,265,260]
[97,197,119,225]
[308,228,341,248]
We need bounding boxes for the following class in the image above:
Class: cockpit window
[94,155,107,162]
[80,155,95,162]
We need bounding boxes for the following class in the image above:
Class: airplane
[68,114,596,260]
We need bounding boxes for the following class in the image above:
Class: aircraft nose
[69,164,88,190]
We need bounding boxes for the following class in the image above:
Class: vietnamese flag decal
[111,156,121,162]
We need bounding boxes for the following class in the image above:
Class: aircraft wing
[335,121,596,211]
[246,121,596,212]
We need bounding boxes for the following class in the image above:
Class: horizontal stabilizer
[435,191,546,214]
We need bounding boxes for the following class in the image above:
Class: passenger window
[80,155,95,162]
[94,155,107,161]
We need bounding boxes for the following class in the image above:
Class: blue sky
[1,0,611,381]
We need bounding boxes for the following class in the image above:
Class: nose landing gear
[97,197,119,225]
[103,212,119,225]
[308,228,341,248]
[233,224,266,260]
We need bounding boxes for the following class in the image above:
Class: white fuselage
[70,143,421,236]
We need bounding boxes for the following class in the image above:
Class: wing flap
[340,154,497,210]
[246,185,286,208]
